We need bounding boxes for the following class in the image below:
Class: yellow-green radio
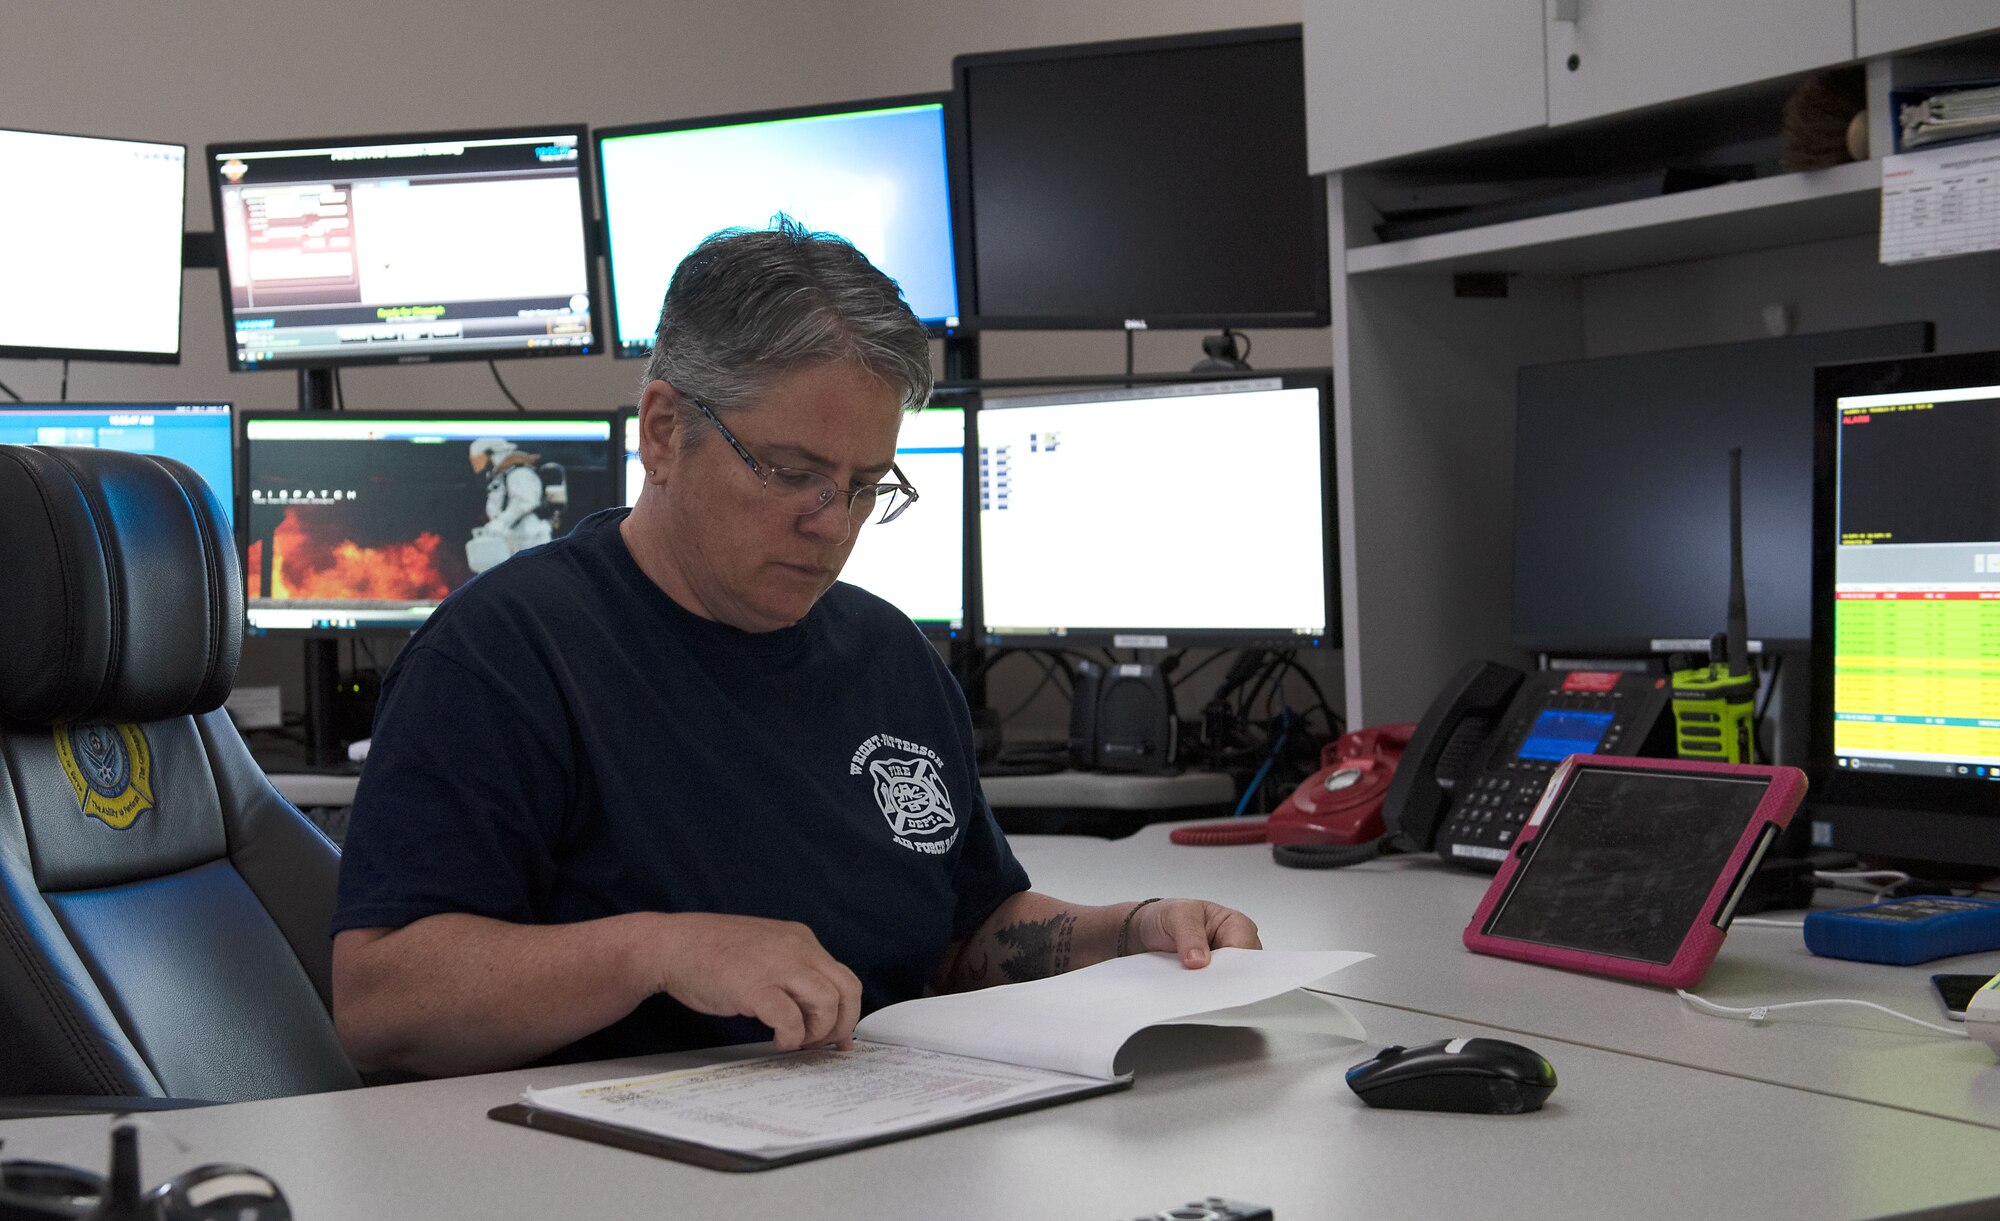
[1671,649,1756,763]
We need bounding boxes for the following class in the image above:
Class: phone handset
[1380,661,1528,853]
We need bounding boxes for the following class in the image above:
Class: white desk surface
[264,769,1237,812]
[1011,824,2000,1132]
[2,999,1996,1221]
[265,771,360,807]
[981,768,1236,808]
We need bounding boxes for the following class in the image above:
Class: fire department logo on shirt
[53,723,156,830]
[849,733,959,855]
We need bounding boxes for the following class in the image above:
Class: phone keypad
[1445,748,1591,860]
[1465,775,1543,832]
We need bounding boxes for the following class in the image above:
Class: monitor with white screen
[0,128,186,363]
[596,94,961,356]
[207,127,599,370]
[620,402,967,636]
[0,403,232,524]
[841,403,966,635]
[1808,349,2000,870]
[620,408,643,505]
[242,412,616,631]
[978,375,1334,648]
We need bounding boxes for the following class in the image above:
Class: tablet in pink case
[1462,754,1807,989]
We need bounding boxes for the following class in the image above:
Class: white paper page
[1159,987,1369,1043]
[1880,137,2000,265]
[520,1042,1100,1157]
[855,947,1370,1080]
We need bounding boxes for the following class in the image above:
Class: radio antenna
[1674,449,1758,764]
[1726,446,1748,676]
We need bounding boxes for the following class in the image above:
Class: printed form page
[519,949,1367,1158]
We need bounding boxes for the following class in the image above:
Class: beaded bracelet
[1116,897,1165,957]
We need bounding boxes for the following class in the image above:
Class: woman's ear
[638,380,682,485]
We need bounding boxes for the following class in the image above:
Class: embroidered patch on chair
[54,723,156,830]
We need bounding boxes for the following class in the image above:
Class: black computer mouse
[1345,1037,1556,1114]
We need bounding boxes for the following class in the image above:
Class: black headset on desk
[0,1124,289,1221]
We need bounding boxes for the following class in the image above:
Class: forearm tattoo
[993,913,1076,982]
[961,950,991,985]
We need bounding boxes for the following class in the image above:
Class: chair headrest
[0,445,242,726]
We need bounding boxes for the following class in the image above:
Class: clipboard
[488,1074,1131,1172]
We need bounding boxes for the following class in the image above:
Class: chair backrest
[0,444,359,1101]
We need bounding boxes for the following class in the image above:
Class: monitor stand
[941,333,988,709]
[296,366,346,770]
[1806,800,2000,881]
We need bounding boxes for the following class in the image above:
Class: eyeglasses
[685,393,919,525]
[0,1124,291,1220]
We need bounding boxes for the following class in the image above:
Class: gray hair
[639,216,934,442]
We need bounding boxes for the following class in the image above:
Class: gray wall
[1582,233,2000,359]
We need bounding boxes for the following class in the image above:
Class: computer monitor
[0,127,186,363]
[1808,349,2000,871]
[596,93,962,356]
[978,375,1334,648]
[618,403,969,637]
[0,403,233,524]
[241,412,617,631]
[952,25,1327,330]
[206,127,600,371]
[1513,323,1935,658]
[619,407,643,505]
[842,403,967,637]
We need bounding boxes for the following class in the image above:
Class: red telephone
[1170,724,1416,848]
[1270,722,1416,844]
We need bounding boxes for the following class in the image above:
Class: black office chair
[0,444,359,1106]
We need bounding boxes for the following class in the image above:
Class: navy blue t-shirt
[333,508,1029,1063]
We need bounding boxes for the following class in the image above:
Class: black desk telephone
[1382,660,1677,872]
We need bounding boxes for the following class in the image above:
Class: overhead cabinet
[1303,0,1550,173]
[1544,0,1854,126]
[1307,0,1863,171]
[1856,0,2000,58]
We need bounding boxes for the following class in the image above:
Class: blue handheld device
[1803,896,2000,966]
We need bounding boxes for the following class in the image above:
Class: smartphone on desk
[1933,973,1997,1021]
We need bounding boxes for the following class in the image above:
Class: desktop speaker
[1069,661,1177,773]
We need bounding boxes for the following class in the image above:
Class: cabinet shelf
[1346,158,1883,278]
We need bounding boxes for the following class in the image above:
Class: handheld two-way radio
[1671,448,1757,763]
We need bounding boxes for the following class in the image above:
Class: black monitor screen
[0,128,186,363]
[978,376,1333,648]
[208,128,598,370]
[242,413,616,631]
[1810,350,2000,872]
[954,25,1327,330]
[1513,323,1934,656]
[597,96,961,355]
[0,403,231,524]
